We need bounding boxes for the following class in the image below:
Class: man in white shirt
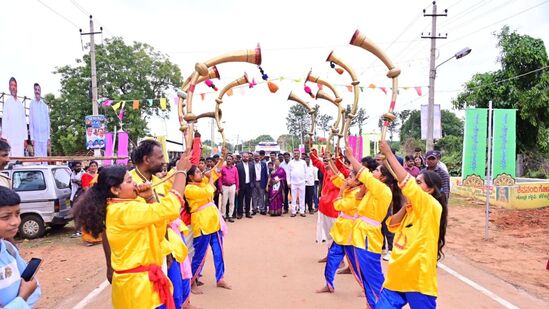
[29,83,50,158]
[1,77,27,157]
[304,156,316,214]
[288,149,307,217]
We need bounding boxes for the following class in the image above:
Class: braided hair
[420,170,448,261]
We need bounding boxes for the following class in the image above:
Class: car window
[12,171,46,191]
[53,168,71,189]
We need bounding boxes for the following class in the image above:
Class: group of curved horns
[177,30,401,177]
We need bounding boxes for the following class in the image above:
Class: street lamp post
[426,47,472,150]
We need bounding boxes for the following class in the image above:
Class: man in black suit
[251,152,269,215]
[236,152,255,219]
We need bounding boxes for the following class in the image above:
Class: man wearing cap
[423,150,450,199]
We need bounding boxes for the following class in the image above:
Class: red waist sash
[114,264,175,309]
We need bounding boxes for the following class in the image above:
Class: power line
[436,65,549,93]
[35,0,79,28]
[443,0,518,33]
[440,0,549,48]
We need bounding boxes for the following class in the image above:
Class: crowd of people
[0,127,451,308]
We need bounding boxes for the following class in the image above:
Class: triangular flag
[200,93,205,101]
[317,83,323,90]
[359,86,364,92]
[368,83,376,89]
[280,76,285,81]
[415,86,422,96]
[112,101,122,112]
[102,99,113,107]
[160,98,167,110]
[294,78,302,83]
[346,85,353,92]
[147,99,153,106]
[380,87,387,95]
[132,99,140,110]
[227,88,233,96]
[403,86,410,90]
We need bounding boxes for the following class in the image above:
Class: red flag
[415,86,422,96]
[380,87,387,95]
[200,93,205,101]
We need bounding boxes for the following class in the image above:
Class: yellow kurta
[329,178,362,245]
[184,173,221,236]
[107,195,181,308]
[384,177,442,297]
[352,168,392,252]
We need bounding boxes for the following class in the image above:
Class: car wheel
[19,214,46,239]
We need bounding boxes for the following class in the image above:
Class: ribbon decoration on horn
[350,30,400,178]
[305,70,344,151]
[287,91,317,148]
[180,45,262,148]
[324,52,360,147]
[214,73,250,147]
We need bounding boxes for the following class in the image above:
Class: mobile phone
[21,258,42,281]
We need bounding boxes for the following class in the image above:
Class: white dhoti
[316,212,336,243]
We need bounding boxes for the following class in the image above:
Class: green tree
[286,104,310,143]
[378,111,400,141]
[399,110,463,141]
[316,113,333,138]
[254,134,275,144]
[50,37,182,155]
[452,26,549,155]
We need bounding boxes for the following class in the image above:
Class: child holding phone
[0,187,42,307]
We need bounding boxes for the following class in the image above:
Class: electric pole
[422,1,447,151]
[80,15,103,157]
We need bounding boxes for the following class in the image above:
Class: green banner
[462,109,488,184]
[492,109,516,183]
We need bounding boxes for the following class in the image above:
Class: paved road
[70,213,547,309]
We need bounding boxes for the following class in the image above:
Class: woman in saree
[267,159,286,216]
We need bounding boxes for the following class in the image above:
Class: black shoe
[300,213,306,217]
[251,211,257,216]
[309,210,314,214]
[245,214,253,218]
[260,211,267,215]
[228,218,234,223]
[290,214,296,217]
[237,215,243,220]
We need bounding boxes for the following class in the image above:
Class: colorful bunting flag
[117,102,126,121]
[380,87,387,95]
[160,98,167,110]
[346,85,353,92]
[415,86,422,96]
[200,93,206,101]
[132,99,140,110]
[112,101,122,112]
[368,83,376,89]
[317,83,323,90]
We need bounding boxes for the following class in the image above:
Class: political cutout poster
[85,115,106,150]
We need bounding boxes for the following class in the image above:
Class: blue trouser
[375,288,437,309]
[191,230,225,283]
[168,260,184,309]
[347,240,385,308]
[324,242,346,291]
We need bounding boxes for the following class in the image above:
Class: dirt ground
[14,195,549,308]
[445,196,549,301]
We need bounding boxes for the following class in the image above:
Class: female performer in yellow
[343,145,403,308]
[185,148,231,293]
[76,152,192,309]
[375,140,448,309]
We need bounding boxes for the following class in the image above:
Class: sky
[1,0,548,150]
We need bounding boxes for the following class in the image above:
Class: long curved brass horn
[213,73,250,147]
[178,66,220,130]
[306,70,342,103]
[181,45,262,148]
[326,51,360,147]
[315,89,345,149]
[350,29,400,178]
[287,91,317,139]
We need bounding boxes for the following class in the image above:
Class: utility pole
[80,16,103,157]
[422,1,447,151]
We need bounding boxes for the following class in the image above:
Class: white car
[1,164,72,239]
